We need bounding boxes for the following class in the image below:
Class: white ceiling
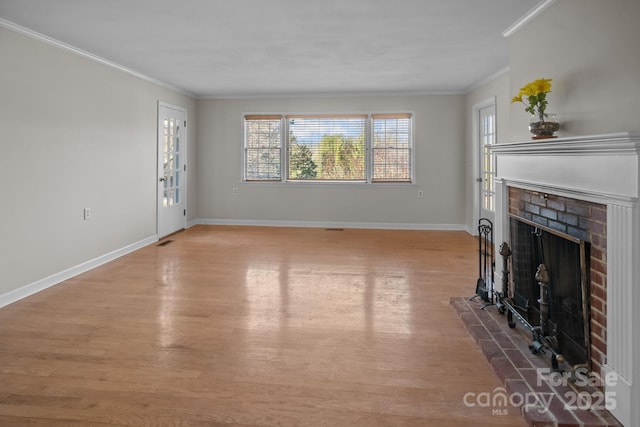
[0,0,540,98]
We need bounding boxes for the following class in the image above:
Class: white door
[478,103,496,224]
[157,103,186,238]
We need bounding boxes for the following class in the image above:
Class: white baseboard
[186,219,201,228]
[1,220,472,309]
[190,218,467,231]
[0,235,158,309]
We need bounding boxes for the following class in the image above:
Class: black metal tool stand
[469,218,494,309]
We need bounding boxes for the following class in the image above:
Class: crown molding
[465,66,510,94]
[198,88,465,100]
[503,0,556,38]
[0,18,196,98]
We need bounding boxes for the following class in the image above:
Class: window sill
[242,180,416,188]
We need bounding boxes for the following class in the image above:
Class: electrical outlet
[417,190,424,198]
[83,207,92,220]
[233,187,239,195]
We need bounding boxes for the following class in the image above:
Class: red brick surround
[508,187,607,377]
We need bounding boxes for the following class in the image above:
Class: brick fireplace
[491,132,640,426]
[508,187,607,376]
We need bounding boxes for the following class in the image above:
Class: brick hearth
[450,296,622,427]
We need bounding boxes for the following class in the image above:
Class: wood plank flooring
[0,226,526,426]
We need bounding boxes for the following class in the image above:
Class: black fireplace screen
[510,215,591,367]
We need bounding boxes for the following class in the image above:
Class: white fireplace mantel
[491,132,640,427]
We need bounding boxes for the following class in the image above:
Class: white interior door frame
[157,101,187,238]
[471,96,497,234]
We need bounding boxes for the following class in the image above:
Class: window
[244,115,282,181]
[287,115,366,181]
[372,113,412,182]
[244,113,413,183]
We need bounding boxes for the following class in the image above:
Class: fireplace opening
[509,214,591,368]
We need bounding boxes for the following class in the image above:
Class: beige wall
[507,0,640,140]
[195,95,466,228]
[0,27,197,296]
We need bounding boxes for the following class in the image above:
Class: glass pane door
[479,104,496,221]
[163,117,181,207]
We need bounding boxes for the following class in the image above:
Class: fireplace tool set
[471,218,495,309]
[470,218,565,371]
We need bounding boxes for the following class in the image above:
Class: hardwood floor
[0,226,526,426]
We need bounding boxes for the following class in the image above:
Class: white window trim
[242,111,416,185]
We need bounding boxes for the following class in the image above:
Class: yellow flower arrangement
[512,78,553,121]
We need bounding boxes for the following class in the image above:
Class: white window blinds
[286,115,367,181]
[244,115,282,181]
[372,113,412,183]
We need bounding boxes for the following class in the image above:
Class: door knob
[159,177,166,182]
